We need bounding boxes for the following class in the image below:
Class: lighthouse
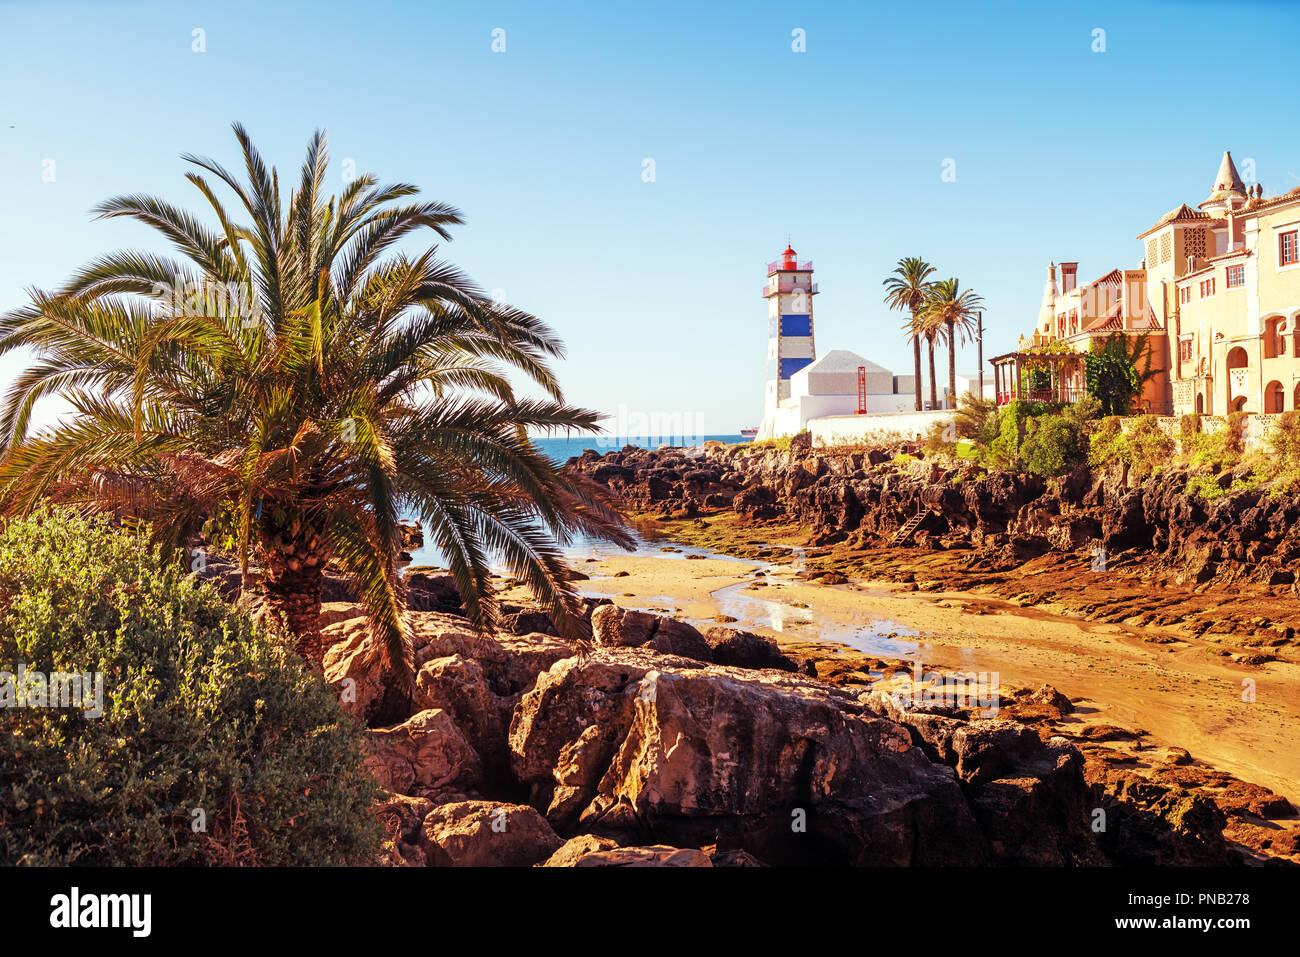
[757,243,818,439]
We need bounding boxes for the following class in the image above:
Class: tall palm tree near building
[0,124,631,683]
[883,257,936,412]
[921,278,985,410]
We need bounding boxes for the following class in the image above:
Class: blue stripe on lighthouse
[780,315,812,337]
[779,356,813,379]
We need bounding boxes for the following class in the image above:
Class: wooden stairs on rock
[888,509,927,546]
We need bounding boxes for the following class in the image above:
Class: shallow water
[569,533,924,660]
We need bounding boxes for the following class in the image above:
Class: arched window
[1195,393,1204,414]
[1264,317,1287,358]
[1266,380,1285,413]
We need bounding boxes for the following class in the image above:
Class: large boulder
[861,690,1106,865]
[591,605,712,661]
[508,648,986,865]
[323,617,405,725]
[702,626,799,672]
[407,611,580,697]
[404,571,464,614]
[418,800,563,866]
[364,708,482,795]
[413,655,503,752]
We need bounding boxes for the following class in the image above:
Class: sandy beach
[540,541,1300,810]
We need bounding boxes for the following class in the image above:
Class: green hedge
[0,509,382,865]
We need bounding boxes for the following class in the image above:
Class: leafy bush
[1186,414,1246,471]
[1020,413,1089,476]
[1091,415,1179,481]
[983,398,1092,475]
[986,400,1035,469]
[1122,415,1176,482]
[1186,471,1259,501]
[1268,410,1300,460]
[0,509,382,865]
[925,394,1000,458]
[1088,416,1124,470]
[1224,411,1247,459]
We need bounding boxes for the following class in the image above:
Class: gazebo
[988,345,1087,406]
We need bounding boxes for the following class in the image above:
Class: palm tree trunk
[911,329,922,412]
[947,318,957,410]
[259,517,331,669]
[927,338,937,410]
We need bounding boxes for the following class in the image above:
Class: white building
[949,372,997,405]
[763,349,918,436]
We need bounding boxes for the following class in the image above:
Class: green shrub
[923,418,956,455]
[1089,416,1125,470]
[1187,472,1258,501]
[1088,415,1172,480]
[1020,414,1089,476]
[1187,420,1243,471]
[1124,415,1176,481]
[1224,411,1247,459]
[0,508,383,865]
[983,399,1088,475]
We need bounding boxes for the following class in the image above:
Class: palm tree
[0,124,631,683]
[921,278,984,410]
[882,257,935,412]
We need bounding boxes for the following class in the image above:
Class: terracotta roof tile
[1137,203,1212,239]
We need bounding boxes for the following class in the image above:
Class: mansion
[994,151,1300,416]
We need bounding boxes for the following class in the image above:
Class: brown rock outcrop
[418,800,563,866]
[365,708,482,794]
[509,647,987,865]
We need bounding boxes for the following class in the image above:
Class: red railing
[767,259,813,274]
[761,282,819,297]
[997,384,1087,405]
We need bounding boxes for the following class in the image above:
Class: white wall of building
[809,410,954,447]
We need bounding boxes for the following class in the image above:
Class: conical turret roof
[1199,150,1247,210]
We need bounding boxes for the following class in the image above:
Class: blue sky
[3,0,1299,435]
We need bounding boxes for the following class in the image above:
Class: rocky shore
[553,439,1300,865]
[571,438,1300,659]
[324,599,1248,866]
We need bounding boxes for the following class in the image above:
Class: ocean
[531,434,748,464]
[403,434,748,569]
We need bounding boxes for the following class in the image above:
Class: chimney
[1059,262,1078,294]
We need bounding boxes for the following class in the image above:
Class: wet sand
[562,544,1300,808]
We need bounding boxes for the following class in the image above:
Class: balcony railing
[761,282,819,297]
[997,384,1087,405]
[767,259,813,274]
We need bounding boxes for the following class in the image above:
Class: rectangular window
[1281,230,1299,266]
[1226,264,1244,287]
[1179,286,1191,304]
[1199,278,1216,298]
